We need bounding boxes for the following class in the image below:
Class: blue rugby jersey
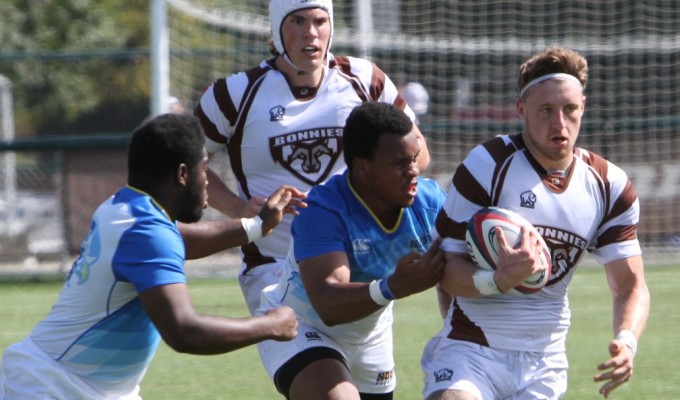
[29,186,186,397]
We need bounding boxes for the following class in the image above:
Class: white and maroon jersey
[195,53,414,273]
[434,133,641,353]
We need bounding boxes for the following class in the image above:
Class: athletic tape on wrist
[472,270,502,296]
[368,280,391,306]
[240,216,263,243]
[616,329,638,356]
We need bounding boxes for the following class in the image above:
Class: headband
[518,73,583,98]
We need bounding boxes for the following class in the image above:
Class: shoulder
[414,178,446,209]
[305,173,348,211]
[576,147,627,181]
[462,134,523,173]
[330,54,376,74]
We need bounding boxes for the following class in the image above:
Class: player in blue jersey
[255,101,446,400]
[0,113,306,399]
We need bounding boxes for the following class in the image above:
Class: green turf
[0,266,677,399]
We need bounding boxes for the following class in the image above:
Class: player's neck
[277,56,324,88]
[349,175,402,230]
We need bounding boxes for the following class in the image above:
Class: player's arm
[440,227,544,296]
[594,255,650,398]
[205,166,265,219]
[301,240,444,326]
[300,251,384,326]
[180,185,307,259]
[439,251,486,297]
[140,283,297,355]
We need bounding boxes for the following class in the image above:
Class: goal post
[160,0,680,258]
[0,75,18,239]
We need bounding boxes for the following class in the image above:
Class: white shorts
[0,337,142,400]
[256,288,396,394]
[238,261,284,314]
[421,337,568,400]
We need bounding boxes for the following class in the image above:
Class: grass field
[1,265,678,399]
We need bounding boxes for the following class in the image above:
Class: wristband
[378,278,396,301]
[240,216,263,243]
[368,280,392,306]
[472,270,502,296]
[616,329,638,356]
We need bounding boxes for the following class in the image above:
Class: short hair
[343,102,413,171]
[127,113,205,189]
[517,46,589,96]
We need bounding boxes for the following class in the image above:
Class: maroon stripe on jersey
[453,163,491,207]
[482,135,522,204]
[333,56,372,102]
[368,63,386,103]
[580,150,612,228]
[609,180,639,221]
[212,78,238,125]
[447,298,489,347]
[241,242,276,274]
[435,209,467,241]
[226,64,272,199]
[596,224,638,248]
[194,104,226,146]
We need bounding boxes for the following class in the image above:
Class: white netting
[166,0,680,255]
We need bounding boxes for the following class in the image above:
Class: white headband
[519,73,583,98]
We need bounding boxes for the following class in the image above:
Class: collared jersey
[273,171,445,343]
[195,53,414,272]
[28,186,186,397]
[434,134,641,352]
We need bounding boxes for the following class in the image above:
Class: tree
[0,0,150,135]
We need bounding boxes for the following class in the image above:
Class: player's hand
[388,237,444,299]
[259,186,308,236]
[264,306,298,341]
[493,226,547,292]
[593,339,635,398]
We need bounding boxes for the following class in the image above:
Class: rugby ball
[465,207,551,294]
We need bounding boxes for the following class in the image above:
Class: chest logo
[269,105,285,121]
[270,128,344,186]
[520,190,537,209]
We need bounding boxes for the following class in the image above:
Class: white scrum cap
[269,0,334,56]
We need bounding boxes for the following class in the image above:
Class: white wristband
[472,270,502,296]
[240,216,263,243]
[616,329,638,356]
[368,280,391,306]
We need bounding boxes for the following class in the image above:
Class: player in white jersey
[422,47,650,400]
[256,102,445,399]
[193,0,431,314]
[0,114,303,399]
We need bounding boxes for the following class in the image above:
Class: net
[166,0,680,255]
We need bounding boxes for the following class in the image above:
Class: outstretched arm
[594,255,650,398]
[302,238,444,326]
[206,167,265,218]
[180,185,307,259]
[140,283,297,355]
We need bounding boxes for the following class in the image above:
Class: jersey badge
[352,238,372,254]
[434,368,453,383]
[269,105,285,121]
[520,190,537,208]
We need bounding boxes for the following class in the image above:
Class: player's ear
[352,157,368,174]
[176,163,189,187]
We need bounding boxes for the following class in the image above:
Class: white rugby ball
[465,207,551,294]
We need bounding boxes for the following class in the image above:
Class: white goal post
[154,0,680,258]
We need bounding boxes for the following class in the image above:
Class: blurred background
[1,0,679,276]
